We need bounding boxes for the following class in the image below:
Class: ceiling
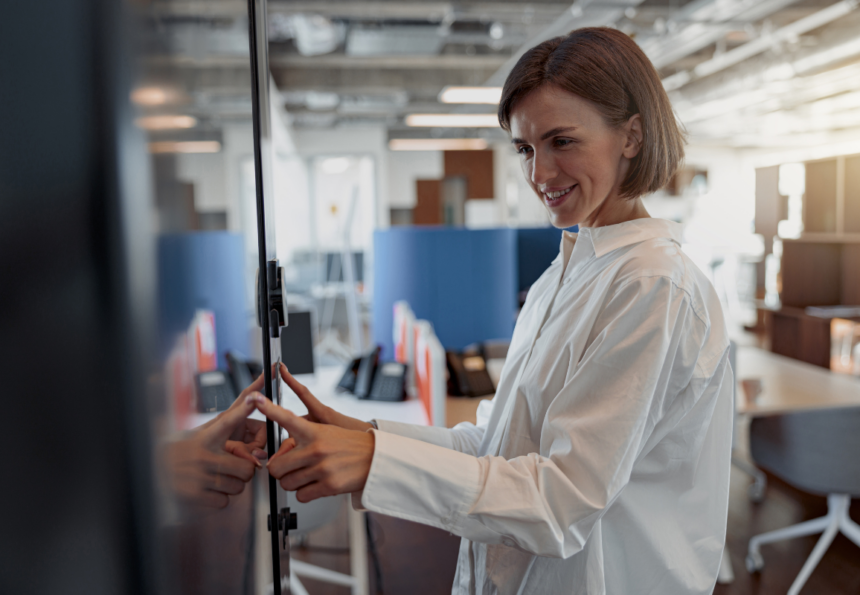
[139,0,860,149]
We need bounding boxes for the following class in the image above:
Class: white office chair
[274,493,366,595]
[744,407,860,594]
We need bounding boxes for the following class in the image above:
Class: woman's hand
[279,363,373,432]
[250,394,375,503]
[164,395,263,510]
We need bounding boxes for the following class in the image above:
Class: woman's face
[509,84,643,229]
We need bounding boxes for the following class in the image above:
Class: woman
[249,28,733,594]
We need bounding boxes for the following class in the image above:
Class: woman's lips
[543,185,576,207]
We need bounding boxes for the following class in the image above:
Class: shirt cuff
[361,429,482,532]
[374,419,454,449]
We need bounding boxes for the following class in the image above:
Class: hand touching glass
[249,393,375,503]
[278,363,373,431]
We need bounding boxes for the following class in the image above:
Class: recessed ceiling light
[405,114,499,128]
[148,141,221,154]
[438,86,503,104]
[389,138,489,151]
[131,87,170,106]
[136,115,197,130]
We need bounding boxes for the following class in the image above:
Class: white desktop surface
[736,345,860,416]
[285,366,430,426]
[188,365,429,430]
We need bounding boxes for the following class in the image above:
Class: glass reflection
[134,2,279,593]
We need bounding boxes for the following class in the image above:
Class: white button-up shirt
[362,218,733,594]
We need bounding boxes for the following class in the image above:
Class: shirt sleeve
[375,398,495,456]
[361,275,717,559]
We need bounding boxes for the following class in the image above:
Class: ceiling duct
[282,14,346,56]
[346,25,445,56]
[485,0,648,86]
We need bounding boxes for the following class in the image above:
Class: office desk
[285,367,429,425]
[736,345,860,416]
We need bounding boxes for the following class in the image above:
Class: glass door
[247,0,290,592]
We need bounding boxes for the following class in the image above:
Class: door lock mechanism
[268,507,298,549]
[256,259,287,338]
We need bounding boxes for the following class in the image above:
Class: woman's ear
[622,114,643,159]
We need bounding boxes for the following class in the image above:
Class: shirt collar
[562,218,683,259]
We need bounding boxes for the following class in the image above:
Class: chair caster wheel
[745,551,764,573]
[748,482,765,503]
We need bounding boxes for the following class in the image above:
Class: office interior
[4,0,860,594]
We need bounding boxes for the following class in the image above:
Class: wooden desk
[736,345,860,416]
[446,395,492,428]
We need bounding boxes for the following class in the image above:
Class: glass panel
[134,0,287,592]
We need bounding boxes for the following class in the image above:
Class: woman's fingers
[208,474,246,496]
[199,490,230,509]
[237,372,266,400]
[277,465,320,492]
[224,440,264,468]
[295,482,328,503]
[279,363,328,421]
[213,452,257,482]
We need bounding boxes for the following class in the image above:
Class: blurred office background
[6,1,860,594]
[136,0,860,363]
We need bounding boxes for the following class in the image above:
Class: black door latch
[268,507,298,549]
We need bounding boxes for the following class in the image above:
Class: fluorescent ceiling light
[148,141,221,154]
[136,115,197,130]
[405,114,499,128]
[389,138,489,151]
[131,87,170,106]
[438,86,503,104]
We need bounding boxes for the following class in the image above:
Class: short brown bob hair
[498,27,685,199]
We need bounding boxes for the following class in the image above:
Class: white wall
[175,152,227,213]
[386,150,443,209]
[293,126,390,228]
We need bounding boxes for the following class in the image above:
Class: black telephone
[446,350,495,397]
[337,346,407,402]
[195,351,258,413]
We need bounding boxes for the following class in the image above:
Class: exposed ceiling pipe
[643,0,802,70]
[483,0,648,87]
[663,0,860,91]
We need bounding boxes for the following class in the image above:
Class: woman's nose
[530,151,558,187]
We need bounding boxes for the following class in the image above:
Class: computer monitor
[325,251,364,283]
[279,310,315,375]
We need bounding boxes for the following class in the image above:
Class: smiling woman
[499,27,685,202]
[250,26,733,595]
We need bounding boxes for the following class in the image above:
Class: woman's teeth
[545,186,573,199]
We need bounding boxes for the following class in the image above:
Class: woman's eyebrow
[540,126,577,140]
[510,126,578,145]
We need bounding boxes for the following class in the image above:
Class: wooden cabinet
[759,152,860,368]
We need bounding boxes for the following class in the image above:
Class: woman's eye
[516,145,533,156]
[554,138,574,148]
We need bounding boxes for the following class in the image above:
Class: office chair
[744,406,860,595]
[283,493,364,595]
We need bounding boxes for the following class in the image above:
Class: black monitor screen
[280,310,315,375]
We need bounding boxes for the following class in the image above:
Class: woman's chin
[547,210,581,230]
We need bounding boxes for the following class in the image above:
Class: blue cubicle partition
[373,228,517,358]
[158,232,249,369]
[373,226,569,359]
[517,227,566,292]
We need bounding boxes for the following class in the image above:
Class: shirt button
[502,537,515,547]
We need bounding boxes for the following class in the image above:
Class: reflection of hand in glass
[165,395,263,510]
[221,372,272,463]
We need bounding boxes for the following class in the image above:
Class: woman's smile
[542,184,577,208]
